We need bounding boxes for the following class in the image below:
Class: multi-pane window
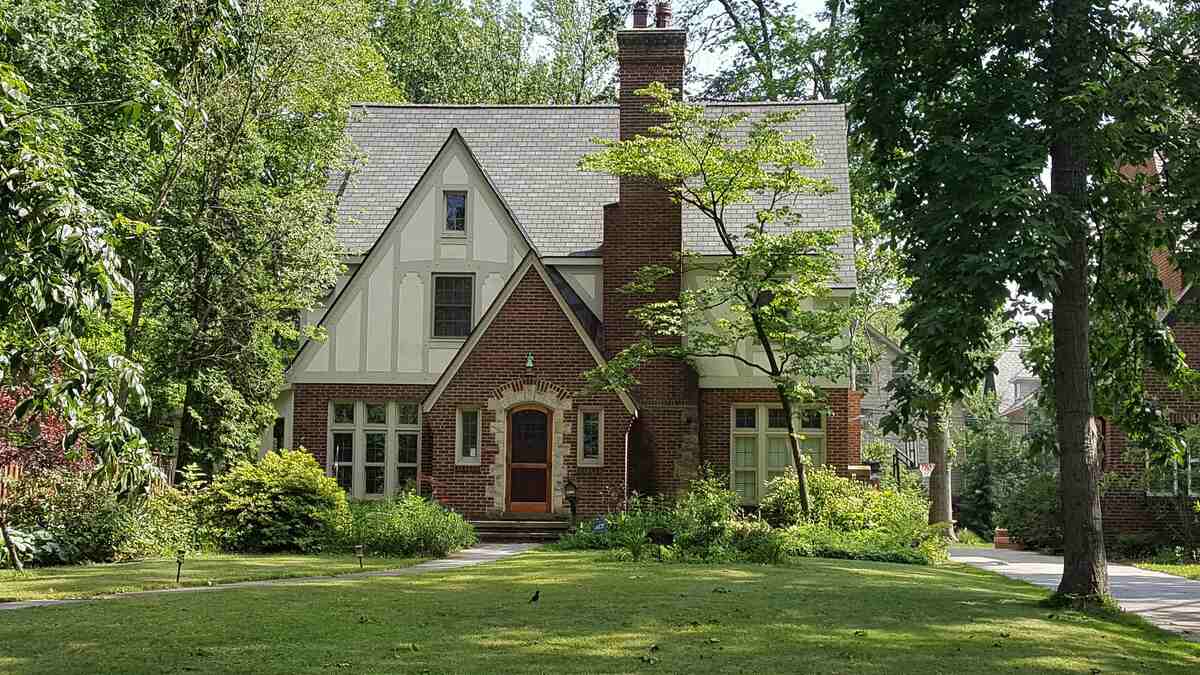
[578,409,603,466]
[445,191,467,232]
[457,409,480,464]
[433,275,473,338]
[1147,448,1200,497]
[731,405,825,504]
[328,401,421,499]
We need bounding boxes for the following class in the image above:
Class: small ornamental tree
[580,83,853,515]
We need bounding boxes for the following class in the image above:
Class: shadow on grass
[1,551,1197,674]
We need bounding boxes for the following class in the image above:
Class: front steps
[470,515,572,543]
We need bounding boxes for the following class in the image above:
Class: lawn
[1,551,1197,674]
[0,553,425,601]
[1135,562,1200,581]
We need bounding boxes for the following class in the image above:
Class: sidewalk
[0,543,537,612]
[951,546,1200,641]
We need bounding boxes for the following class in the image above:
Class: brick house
[263,8,860,519]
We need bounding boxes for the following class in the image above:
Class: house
[262,5,860,519]
[858,326,929,470]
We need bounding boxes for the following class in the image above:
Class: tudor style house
[262,9,860,519]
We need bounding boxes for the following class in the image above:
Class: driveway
[951,546,1200,641]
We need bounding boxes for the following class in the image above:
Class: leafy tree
[532,0,622,103]
[853,0,1200,601]
[581,83,852,515]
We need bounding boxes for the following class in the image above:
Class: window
[731,405,825,504]
[1146,448,1200,497]
[444,191,467,233]
[457,409,481,465]
[433,275,473,338]
[328,401,421,498]
[578,409,603,466]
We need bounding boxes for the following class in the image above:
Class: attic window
[445,191,467,233]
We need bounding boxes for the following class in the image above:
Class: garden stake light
[175,549,185,583]
[354,544,365,570]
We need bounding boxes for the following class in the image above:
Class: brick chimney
[604,3,694,497]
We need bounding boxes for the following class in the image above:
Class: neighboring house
[259,10,861,520]
[994,337,1040,429]
[1102,247,1200,541]
[858,326,929,468]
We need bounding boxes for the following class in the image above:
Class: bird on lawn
[529,589,540,604]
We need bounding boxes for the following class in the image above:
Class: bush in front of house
[199,449,349,553]
[337,492,476,557]
[997,473,1063,553]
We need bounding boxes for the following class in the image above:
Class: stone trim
[485,379,574,514]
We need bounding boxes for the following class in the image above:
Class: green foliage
[336,493,476,557]
[200,450,349,553]
[997,474,1063,553]
[0,527,78,567]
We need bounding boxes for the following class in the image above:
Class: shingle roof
[333,102,855,286]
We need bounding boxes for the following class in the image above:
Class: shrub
[337,493,476,557]
[200,450,349,553]
[997,473,1062,552]
[729,518,788,564]
[781,522,948,565]
[668,475,738,553]
[0,527,79,566]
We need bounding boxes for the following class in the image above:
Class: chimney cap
[632,0,649,28]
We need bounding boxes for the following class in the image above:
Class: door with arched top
[507,406,551,512]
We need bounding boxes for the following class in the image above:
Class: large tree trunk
[926,406,956,540]
[1048,0,1110,602]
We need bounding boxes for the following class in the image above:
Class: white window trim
[456,408,482,466]
[577,408,604,467]
[1146,448,1200,498]
[328,401,423,499]
[729,404,826,505]
[440,187,470,238]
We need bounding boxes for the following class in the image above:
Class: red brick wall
[425,264,634,518]
[293,383,432,470]
[1101,322,1200,541]
[1153,249,1184,301]
[605,28,695,496]
[698,387,863,477]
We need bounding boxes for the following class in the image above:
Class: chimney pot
[632,0,649,28]
[654,1,672,28]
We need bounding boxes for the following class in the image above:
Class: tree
[532,0,621,103]
[853,0,1200,602]
[581,83,852,515]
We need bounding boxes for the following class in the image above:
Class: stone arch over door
[486,380,573,515]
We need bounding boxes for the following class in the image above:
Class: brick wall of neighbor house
[698,387,863,476]
[293,383,433,470]
[1101,320,1200,541]
[425,265,634,518]
[604,27,697,497]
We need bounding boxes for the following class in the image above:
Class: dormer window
[445,191,467,233]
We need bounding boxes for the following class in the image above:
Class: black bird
[529,590,540,604]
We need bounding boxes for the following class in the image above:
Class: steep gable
[290,130,534,384]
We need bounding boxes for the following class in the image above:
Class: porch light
[564,479,578,525]
[526,352,534,368]
[867,461,882,483]
[354,544,365,570]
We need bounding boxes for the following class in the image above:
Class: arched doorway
[507,405,551,512]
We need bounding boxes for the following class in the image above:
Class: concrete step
[470,516,572,543]
[471,519,571,531]
[476,530,565,543]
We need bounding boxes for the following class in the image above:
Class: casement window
[578,408,603,466]
[433,275,473,338]
[328,401,421,499]
[731,405,825,504]
[1146,448,1200,497]
[444,191,467,233]
[457,408,481,465]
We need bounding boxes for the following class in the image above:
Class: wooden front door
[507,406,551,512]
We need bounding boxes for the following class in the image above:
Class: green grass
[0,553,425,601]
[1,551,1197,674]
[1135,562,1200,580]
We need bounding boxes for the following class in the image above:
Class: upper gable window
[433,274,473,338]
[445,191,467,233]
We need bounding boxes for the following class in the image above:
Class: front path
[951,546,1200,640]
[0,543,536,611]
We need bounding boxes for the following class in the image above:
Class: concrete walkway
[0,543,537,612]
[951,546,1200,640]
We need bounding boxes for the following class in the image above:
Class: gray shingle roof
[334,102,855,286]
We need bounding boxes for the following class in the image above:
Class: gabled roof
[421,253,638,416]
[331,102,856,286]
